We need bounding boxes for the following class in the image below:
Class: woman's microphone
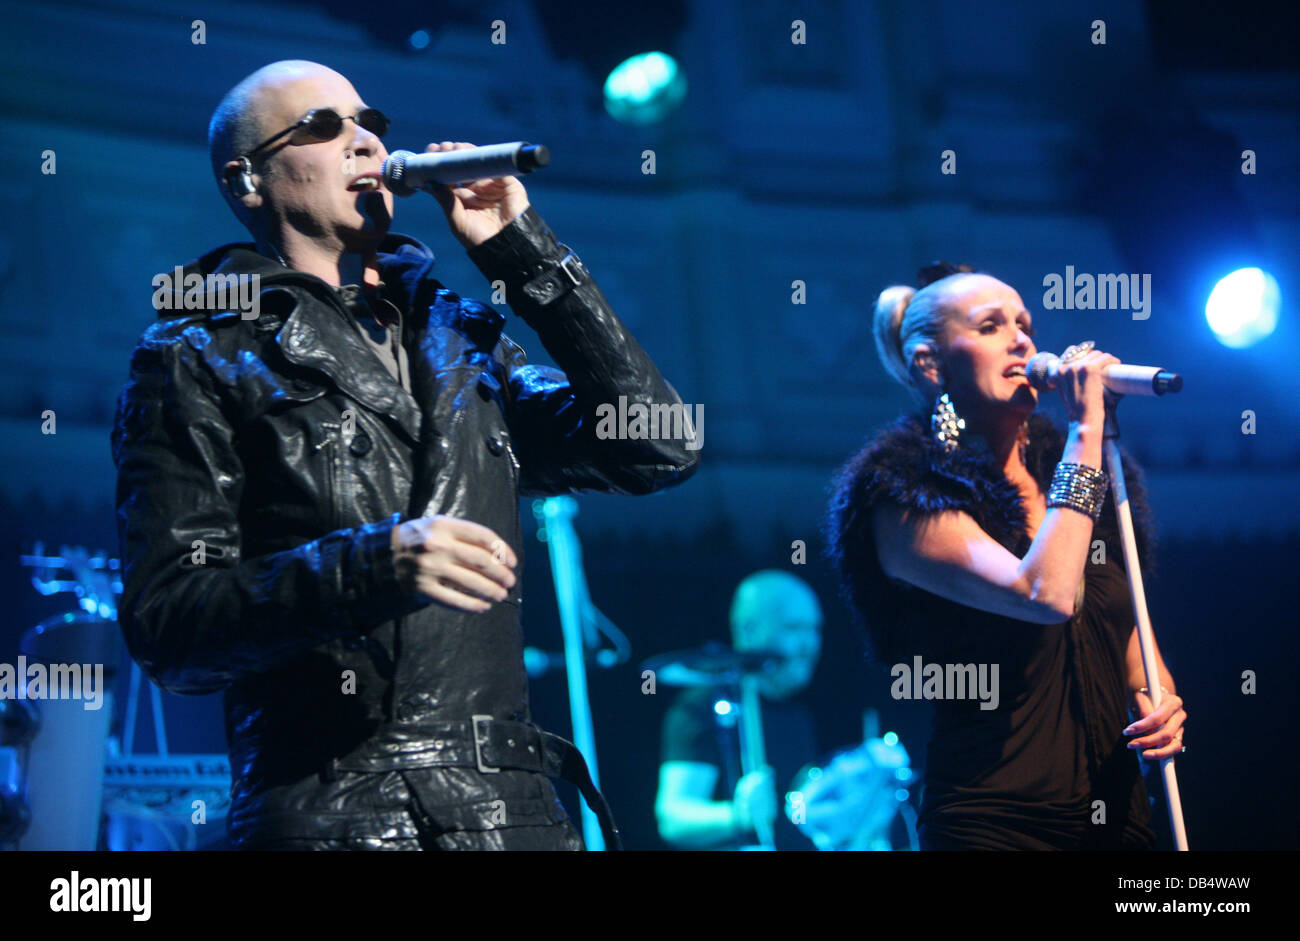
[382,142,550,195]
[1027,350,1183,396]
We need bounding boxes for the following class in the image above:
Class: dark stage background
[0,0,1297,852]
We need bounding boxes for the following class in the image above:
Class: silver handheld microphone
[382,142,551,195]
[1027,351,1183,396]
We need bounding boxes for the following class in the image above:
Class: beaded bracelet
[1047,462,1108,521]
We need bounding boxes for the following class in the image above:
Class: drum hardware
[642,642,787,850]
[786,709,919,851]
[15,544,230,850]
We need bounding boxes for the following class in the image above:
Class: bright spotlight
[604,52,686,124]
[1206,267,1280,348]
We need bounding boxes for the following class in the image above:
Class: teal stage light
[1206,267,1279,348]
[604,52,686,124]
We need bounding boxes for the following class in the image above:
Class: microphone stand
[738,674,775,850]
[535,496,606,850]
[1102,399,1189,851]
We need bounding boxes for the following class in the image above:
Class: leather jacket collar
[172,235,444,444]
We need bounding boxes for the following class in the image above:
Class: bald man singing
[112,60,698,850]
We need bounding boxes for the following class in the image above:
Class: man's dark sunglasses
[243,108,390,160]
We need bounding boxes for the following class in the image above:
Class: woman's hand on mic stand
[1125,686,1188,761]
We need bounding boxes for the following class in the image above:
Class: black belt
[332,716,622,850]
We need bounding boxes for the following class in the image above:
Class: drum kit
[643,643,918,851]
[1,544,231,851]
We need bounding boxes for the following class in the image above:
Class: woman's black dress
[826,412,1157,850]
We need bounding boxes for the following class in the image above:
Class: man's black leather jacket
[111,208,699,844]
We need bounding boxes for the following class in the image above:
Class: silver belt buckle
[472,714,500,774]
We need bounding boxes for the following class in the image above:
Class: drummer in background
[655,570,822,850]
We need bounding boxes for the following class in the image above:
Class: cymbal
[640,643,775,687]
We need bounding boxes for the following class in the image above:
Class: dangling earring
[932,393,965,452]
[1018,420,1029,466]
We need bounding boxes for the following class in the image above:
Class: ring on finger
[1061,340,1095,363]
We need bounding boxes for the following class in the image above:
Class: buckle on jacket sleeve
[472,714,500,773]
[520,249,588,306]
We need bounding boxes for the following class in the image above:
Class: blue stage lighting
[408,30,430,51]
[604,52,686,124]
[1206,267,1280,348]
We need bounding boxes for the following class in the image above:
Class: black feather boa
[824,411,1156,662]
